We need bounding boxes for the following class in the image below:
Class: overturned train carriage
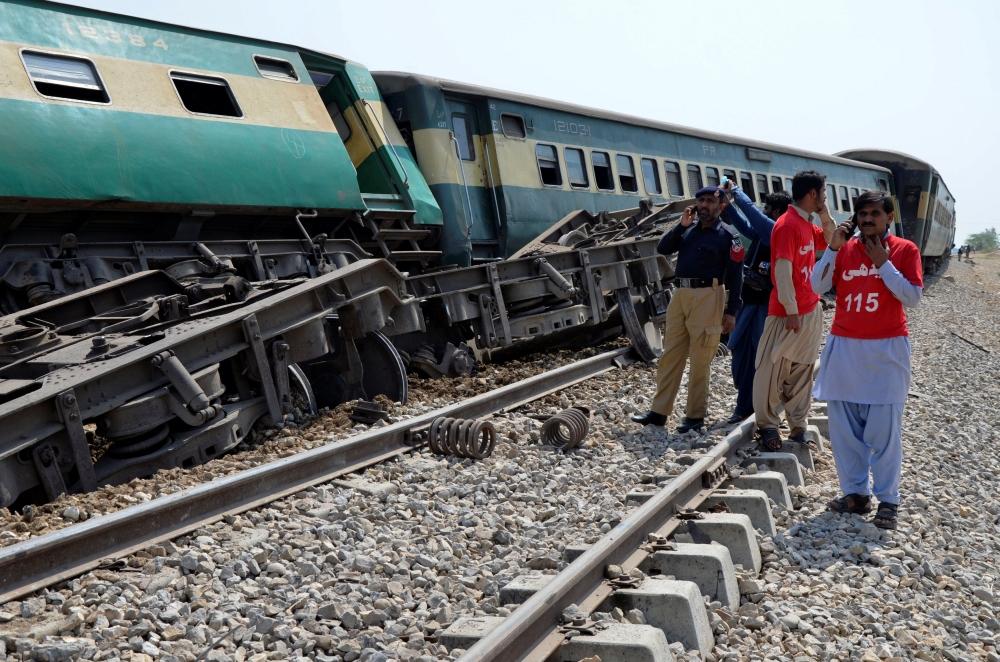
[0,0,443,312]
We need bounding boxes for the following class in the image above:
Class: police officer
[631,186,744,433]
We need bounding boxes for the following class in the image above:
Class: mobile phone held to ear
[846,214,858,236]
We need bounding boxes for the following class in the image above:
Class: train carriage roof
[837,149,955,201]
[33,0,354,67]
[376,71,892,174]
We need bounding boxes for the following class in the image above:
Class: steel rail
[460,416,758,662]
[0,347,633,604]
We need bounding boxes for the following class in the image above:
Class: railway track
[0,347,637,605]
[440,413,826,661]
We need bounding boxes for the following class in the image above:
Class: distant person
[631,187,744,433]
[752,171,834,450]
[720,181,792,424]
[811,190,923,529]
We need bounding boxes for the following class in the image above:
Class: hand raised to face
[863,234,889,267]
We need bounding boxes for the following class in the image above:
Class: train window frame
[686,164,703,195]
[705,166,720,187]
[722,169,737,186]
[877,177,889,192]
[451,113,476,161]
[755,174,769,202]
[20,48,111,105]
[849,187,860,209]
[839,185,851,211]
[771,176,783,192]
[739,171,755,200]
[617,154,639,193]
[641,158,662,195]
[500,113,527,140]
[169,71,243,118]
[592,151,615,191]
[535,143,563,187]
[565,147,590,189]
[252,55,299,82]
[784,177,793,192]
[827,184,838,211]
[663,160,684,197]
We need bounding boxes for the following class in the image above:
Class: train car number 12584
[63,20,169,50]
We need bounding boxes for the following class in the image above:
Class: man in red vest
[811,190,923,529]
[751,171,834,450]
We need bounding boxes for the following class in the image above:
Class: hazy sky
[68,0,998,242]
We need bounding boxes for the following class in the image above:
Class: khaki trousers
[650,285,725,419]
[752,308,823,431]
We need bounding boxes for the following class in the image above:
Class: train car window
[877,178,889,192]
[827,184,838,211]
[850,187,860,209]
[784,177,793,192]
[705,167,720,187]
[565,148,589,189]
[755,174,769,202]
[535,144,562,186]
[617,155,638,192]
[642,158,662,195]
[253,55,298,82]
[722,169,736,185]
[451,114,475,161]
[739,171,755,199]
[500,113,526,139]
[686,164,703,195]
[592,151,615,190]
[839,186,851,211]
[326,102,352,141]
[771,176,783,192]
[664,161,684,196]
[21,50,110,104]
[170,72,242,117]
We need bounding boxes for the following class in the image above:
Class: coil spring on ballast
[541,406,591,449]
[427,416,497,459]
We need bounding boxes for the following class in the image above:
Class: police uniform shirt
[657,218,743,315]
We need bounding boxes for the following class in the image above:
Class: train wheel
[616,288,663,362]
[303,331,408,409]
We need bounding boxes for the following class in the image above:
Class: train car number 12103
[64,21,169,50]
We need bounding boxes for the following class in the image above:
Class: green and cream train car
[374,72,896,266]
[0,0,442,309]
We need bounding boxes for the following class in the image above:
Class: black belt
[675,277,715,288]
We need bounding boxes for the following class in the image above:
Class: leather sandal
[872,502,898,529]
[827,493,873,514]
[758,427,782,451]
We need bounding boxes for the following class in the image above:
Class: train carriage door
[312,72,398,196]
[445,97,501,262]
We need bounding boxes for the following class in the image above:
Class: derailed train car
[0,0,443,312]
[373,72,906,265]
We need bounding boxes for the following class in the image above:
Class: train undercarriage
[0,200,686,508]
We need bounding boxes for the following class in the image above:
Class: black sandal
[786,428,817,449]
[872,502,898,529]
[758,427,782,451]
[827,493,872,514]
